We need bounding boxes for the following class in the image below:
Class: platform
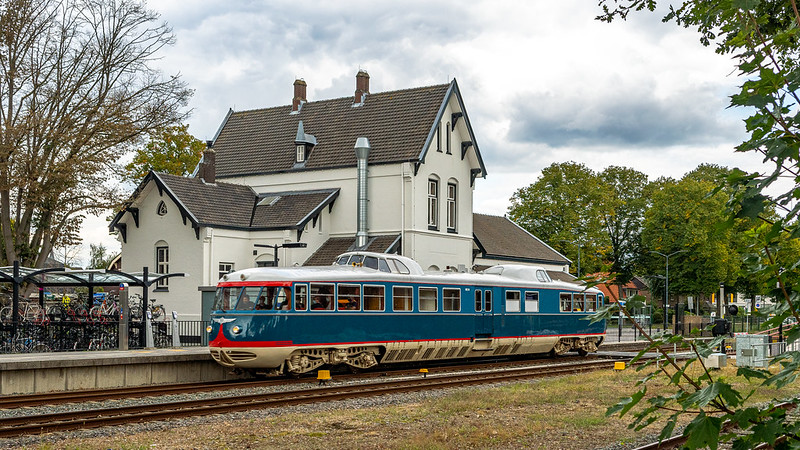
[0,347,245,395]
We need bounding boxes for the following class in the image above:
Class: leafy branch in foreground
[596,2,800,446]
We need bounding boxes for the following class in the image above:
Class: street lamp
[559,240,586,278]
[254,242,308,267]
[650,249,687,333]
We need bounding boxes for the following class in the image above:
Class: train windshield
[214,287,242,311]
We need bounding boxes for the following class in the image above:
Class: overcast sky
[81,0,763,266]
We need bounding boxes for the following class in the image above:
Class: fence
[0,318,209,354]
[605,313,772,343]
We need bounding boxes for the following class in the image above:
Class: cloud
[506,82,744,148]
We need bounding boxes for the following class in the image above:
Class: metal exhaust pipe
[355,137,370,248]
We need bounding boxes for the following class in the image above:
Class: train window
[419,287,437,311]
[388,258,411,274]
[573,294,585,312]
[294,284,308,311]
[275,287,291,310]
[336,256,349,265]
[235,287,260,310]
[443,288,460,311]
[337,284,361,311]
[525,291,539,312]
[536,270,550,282]
[364,285,385,310]
[214,287,241,311]
[475,290,482,312]
[393,286,413,311]
[310,283,335,310]
[349,255,364,266]
[560,293,572,312]
[585,294,597,312]
[506,291,520,312]
[363,256,379,270]
[378,259,391,273]
[485,290,492,312]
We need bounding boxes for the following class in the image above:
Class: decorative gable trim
[109,171,202,243]
[417,79,487,179]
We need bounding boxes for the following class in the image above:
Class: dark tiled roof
[303,234,400,266]
[251,189,339,228]
[473,213,569,265]
[548,271,578,283]
[212,84,451,177]
[145,173,338,231]
[157,173,256,228]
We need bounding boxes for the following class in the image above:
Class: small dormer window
[296,145,305,163]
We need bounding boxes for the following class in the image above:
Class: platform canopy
[0,266,183,288]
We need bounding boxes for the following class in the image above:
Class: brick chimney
[292,79,307,112]
[354,70,369,104]
[201,140,215,183]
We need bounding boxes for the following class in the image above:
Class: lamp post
[254,242,308,266]
[559,240,585,278]
[650,249,687,332]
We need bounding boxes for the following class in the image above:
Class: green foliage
[596,0,800,447]
[641,169,742,296]
[123,124,205,182]
[88,243,115,269]
[508,162,649,279]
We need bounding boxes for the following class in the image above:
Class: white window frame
[506,290,521,312]
[393,285,413,312]
[443,287,461,312]
[525,291,539,312]
[156,245,169,288]
[419,286,438,312]
[446,182,457,232]
[218,262,234,280]
[428,178,439,230]
[296,144,305,163]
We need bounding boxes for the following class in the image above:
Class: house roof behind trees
[472,213,569,265]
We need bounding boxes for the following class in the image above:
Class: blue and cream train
[208,251,606,375]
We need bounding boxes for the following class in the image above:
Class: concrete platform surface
[0,347,212,371]
[0,348,244,395]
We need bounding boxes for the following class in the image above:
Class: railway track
[0,358,618,438]
[0,354,599,409]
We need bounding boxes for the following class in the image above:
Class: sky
[80,0,765,266]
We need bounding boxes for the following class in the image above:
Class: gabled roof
[472,213,570,265]
[109,171,339,241]
[303,234,400,266]
[210,79,486,178]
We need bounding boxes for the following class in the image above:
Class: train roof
[219,252,601,295]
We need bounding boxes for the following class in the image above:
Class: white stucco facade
[114,82,484,320]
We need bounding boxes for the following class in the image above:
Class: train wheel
[576,348,588,357]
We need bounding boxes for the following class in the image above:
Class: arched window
[155,241,169,289]
[427,176,439,230]
[446,180,457,232]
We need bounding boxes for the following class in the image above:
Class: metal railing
[0,318,209,353]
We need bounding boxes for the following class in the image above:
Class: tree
[508,161,607,275]
[596,1,800,448]
[641,173,740,296]
[0,0,191,268]
[123,124,205,182]
[88,243,114,269]
[598,166,650,284]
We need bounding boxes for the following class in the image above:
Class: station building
[110,71,572,319]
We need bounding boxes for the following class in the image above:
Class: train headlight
[231,325,242,334]
[206,325,213,333]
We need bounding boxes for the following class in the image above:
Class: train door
[474,288,494,337]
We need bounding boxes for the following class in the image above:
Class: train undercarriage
[211,334,605,376]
